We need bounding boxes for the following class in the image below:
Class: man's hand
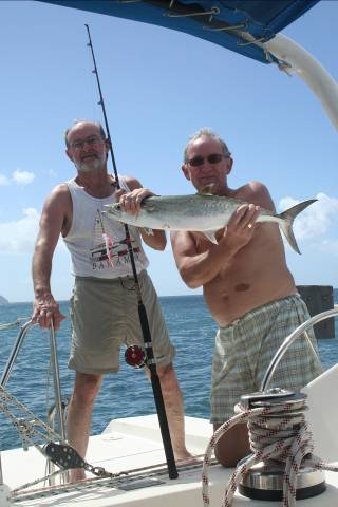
[32,294,65,331]
[219,203,260,250]
[116,188,154,214]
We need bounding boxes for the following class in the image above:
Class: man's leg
[67,372,102,481]
[156,363,194,463]
[213,423,250,467]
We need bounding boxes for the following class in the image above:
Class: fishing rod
[84,24,178,480]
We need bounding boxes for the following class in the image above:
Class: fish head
[103,203,125,222]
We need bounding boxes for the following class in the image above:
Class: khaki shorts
[210,295,323,424]
[69,271,174,374]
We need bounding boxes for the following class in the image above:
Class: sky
[0,0,337,303]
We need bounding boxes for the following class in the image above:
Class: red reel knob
[125,345,146,368]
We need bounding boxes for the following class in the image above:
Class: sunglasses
[187,153,225,167]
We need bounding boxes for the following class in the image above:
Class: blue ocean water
[0,295,337,451]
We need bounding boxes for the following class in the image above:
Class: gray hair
[64,120,107,148]
[183,128,231,163]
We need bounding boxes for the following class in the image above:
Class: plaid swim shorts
[210,295,323,424]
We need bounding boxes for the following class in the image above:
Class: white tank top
[63,175,149,278]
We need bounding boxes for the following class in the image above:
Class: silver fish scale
[104,194,316,253]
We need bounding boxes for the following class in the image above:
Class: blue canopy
[38,0,320,63]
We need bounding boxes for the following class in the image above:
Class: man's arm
[32,185,69,329]
[170,231,234,289]
[117,176,167,251]
[171,203,261,288]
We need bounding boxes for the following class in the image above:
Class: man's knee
[213,423,250,468]
[156,363,175,382]
[72,373,102,404]
[153,363,181,391]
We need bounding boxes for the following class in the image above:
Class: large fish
[104,193,316,254]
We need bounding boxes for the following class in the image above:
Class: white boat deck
[1,366,338,506]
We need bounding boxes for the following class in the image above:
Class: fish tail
[276,199,317,255]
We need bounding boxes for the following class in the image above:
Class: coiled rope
[202,395,338,507]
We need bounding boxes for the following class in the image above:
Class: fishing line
[84,24,178,479]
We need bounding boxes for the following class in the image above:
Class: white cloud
[0,174,9,186]
[12,170,35,185]
[279,193,338,241]
[315,238,338,257]
[0,208,40,252]
[0,209,67,255]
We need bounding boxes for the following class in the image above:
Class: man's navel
[234,283,250,292]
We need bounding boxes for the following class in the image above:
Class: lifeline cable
[84,24,178,479]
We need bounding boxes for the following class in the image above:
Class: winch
[238,388,326,501]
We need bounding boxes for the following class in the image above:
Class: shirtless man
[171,128,322,467]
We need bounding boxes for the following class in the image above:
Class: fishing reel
[125,345,146,369]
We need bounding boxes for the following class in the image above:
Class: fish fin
[142,203,155,211]
[203,231,218,244]
[198,184,215,195]
[276,199,317,255]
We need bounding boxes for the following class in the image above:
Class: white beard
[75,156,103,173]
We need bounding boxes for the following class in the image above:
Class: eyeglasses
[70,135,104,150]
[187,153,226,167]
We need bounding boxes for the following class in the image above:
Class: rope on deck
[202,397,338,507]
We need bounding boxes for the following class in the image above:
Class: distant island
[0,295,9,305]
